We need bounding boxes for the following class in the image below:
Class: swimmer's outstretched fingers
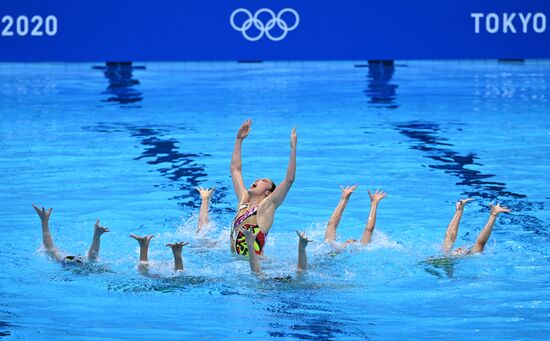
[32,204,52,221]
[456,198,474,210]
[196,186,215,197]
[166,241,189,271]
[360,189,387,245]
[238,119,252,140]
[442,198,474,253]
[239,226,259,239]
[470,202,511,254]
[94,219,110,234]
[196,186,215,232]
[296,230,312,272]
[32,204,62,261]
[87,219,110,261]
[489,202,511,215]
[296,230,313,245]
[368,189,388,202]
[166,241,190,248]
[324,185,358,243]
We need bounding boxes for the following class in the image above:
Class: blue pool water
[0,61,549,340]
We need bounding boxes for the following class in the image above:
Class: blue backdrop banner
[0,0,549,61]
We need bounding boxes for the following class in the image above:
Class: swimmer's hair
[269,180,277,193]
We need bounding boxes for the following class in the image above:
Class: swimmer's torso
[231,203,268,256]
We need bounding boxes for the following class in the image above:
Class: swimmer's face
[249,178,275,196]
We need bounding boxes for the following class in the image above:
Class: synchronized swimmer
[32,204,109,264]
[32,119,511,277]
[441,198,510,256]
[129,186,214,275]
[229,119,297,256]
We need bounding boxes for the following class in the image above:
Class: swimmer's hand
[290,127,297,149]
[196,186,215,200]
[368,189,388,204]
[236,119,252,140]
[239,226,259,241]
[296,231,312,249]
[93,219,110,236]
[130,234,155,247]
[166,241,189,255]
[456,198,474,210]
[340,185,358,199]
[32,204,52,223]
[489,202,511,216]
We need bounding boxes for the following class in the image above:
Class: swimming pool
[0,60,548,339]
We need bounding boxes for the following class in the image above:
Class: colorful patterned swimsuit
[231,203,268,256]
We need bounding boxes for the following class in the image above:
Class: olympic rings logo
[230,8,300,42]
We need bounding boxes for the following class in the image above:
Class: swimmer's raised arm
[130,234,154,274]
[166,241,189,271]
[441,198,473,253]
[324,185,358,242]
[87,219,110,261]
[130,234,154,262]
[470,203,510,254]
[263,128,297,209]
[296,231,312,273]
[360,190,387,244]
[230,119,251,203]
[32,204,62,261]
[196,187,215,232]
[240,227,262,274]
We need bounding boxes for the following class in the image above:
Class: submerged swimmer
[241,226,312,276]
[129,187,214,276]
[442,199,511,256]
[424,199,511,277]
[323,186,388,247]
[230,119,297,256]
[32,204,109,264]
[130,234,190,277]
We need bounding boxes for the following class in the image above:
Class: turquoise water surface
[0,61,549,339]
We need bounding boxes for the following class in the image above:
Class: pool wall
[1,0,549,61]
